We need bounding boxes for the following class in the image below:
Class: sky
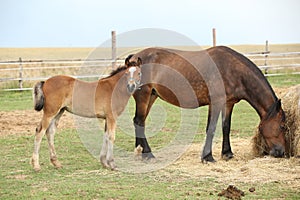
[0,0,299,47]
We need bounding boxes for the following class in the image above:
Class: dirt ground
[1,109,299,190]
[0,110,75,136]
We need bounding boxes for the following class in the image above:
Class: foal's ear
[137,57,142,66]
[125,54,134,66]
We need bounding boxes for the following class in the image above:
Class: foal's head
[259,99,286,157]
[124,56,142,94]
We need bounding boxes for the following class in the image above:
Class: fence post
[264,40,269,74]
[212,28,216,47]
[19,57,23,91]
[111,30,117,69]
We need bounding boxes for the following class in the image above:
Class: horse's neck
[111,71,130,96]
[107,71,131,116]
[244,81,277,119]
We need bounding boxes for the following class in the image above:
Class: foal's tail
[33,81,45,111]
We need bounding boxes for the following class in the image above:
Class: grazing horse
[127,46,286,162]
[31,58,142,171]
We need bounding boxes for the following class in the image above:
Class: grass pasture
[1,45,300,199]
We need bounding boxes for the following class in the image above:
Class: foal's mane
[102,55,138,79]
[101,66,128,80]
[109,66,128,77]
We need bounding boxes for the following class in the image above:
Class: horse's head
[259,99,286,157]
[124,56,142,94]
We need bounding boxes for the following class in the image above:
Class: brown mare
[127,46,286,162]
[31,58,142,171]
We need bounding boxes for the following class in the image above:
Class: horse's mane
[218,46,277,99]
[100,66,128,80]
[109,66,128,77]
[101,55,136,80]
[265,99,285,121]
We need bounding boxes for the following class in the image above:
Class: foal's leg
[100,121,108,167]
[45,110,64,169]
[201,104,222,163]
[133,87,157,159]
[100,118,116,170]
[221,103,234,160]
[31,115,51,171]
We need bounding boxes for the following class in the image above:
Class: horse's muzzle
[127,83,136,94]
[270,144,285,158]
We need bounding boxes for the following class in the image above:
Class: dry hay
[252,85,300,157]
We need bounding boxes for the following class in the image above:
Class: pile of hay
[252,85,300,157]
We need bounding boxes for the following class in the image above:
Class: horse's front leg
[100,118,116,170]
[133,88,157,160]
[221,103,234,160]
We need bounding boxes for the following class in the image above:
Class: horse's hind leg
[31,115,51,171]
[46,109,64,169]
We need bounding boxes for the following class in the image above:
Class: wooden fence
[246,51,300,76]
[0,58,125,91]
[1,50,300,91]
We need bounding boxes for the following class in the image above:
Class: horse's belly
[66,106,99,118]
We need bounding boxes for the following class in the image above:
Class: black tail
[33,81,45,111]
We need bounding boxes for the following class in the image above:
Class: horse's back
[136,46,257,75]
[133,46,270,105]
[44,75,75,90]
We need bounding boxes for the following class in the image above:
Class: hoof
[100,157,109,169]
[134,145,143,156]
[100,158,116,170]
[108,160,116,170]
[201,153,216,163]
[33,165,41,172]
[110,166,117,171]
[142,152,155,160]
[51,159,62,169]
[54,164,62,169]
[101,163,110,169]
[222,152,234,161]
[31,157,41,172]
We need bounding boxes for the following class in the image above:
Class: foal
[31,58,142,171]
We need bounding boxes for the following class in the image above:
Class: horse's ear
[137,57,142,66]
[276,99,282,112]
[266,99,282,120]
[125,54,134,66]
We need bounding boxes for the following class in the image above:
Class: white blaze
[129,67,137,78]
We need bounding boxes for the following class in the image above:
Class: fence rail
[1,50,300,91]
[0,58,125,91]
